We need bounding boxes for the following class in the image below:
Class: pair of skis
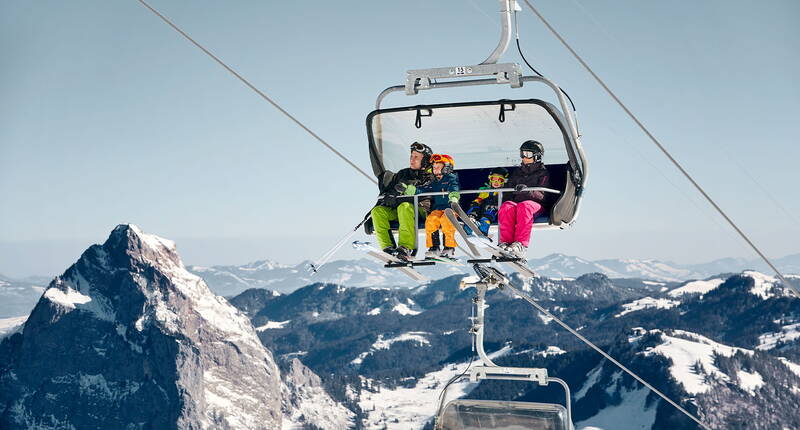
[352,241,463,282]
[354,202,537,281]
[444,203,537,279]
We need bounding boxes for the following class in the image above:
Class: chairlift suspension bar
[481,0,516,65]
[519,0,798,297]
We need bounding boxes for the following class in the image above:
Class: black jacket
[376,168,428,208]
[506,162,550,203]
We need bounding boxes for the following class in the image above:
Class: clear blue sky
[1,0,798,277]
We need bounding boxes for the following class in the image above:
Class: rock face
[0,225,282,429]
[281,358,354,430]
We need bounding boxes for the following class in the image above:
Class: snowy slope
[189,253,800,297]
[636,329,753,395]
[358,346,512,429]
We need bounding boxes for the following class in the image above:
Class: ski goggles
[429,154,451,164]
[488,174,507,183]
[520,150,537,159]
[410,142,428,153]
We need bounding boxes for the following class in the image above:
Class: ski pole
[308,209,374,274]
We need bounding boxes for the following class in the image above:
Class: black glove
[381,194,398,207]
[515,184,527,192]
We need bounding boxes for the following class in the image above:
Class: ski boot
[425,246,441,258]
[508,242,527,259]
[440,247,456,258]
[394,246,413,261]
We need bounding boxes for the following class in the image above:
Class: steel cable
[504,283,711,429]
[135,0,377,185]
[519,0,798,298]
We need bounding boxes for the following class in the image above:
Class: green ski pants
[371,202,420,250]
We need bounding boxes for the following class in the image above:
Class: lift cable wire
[513,11,576,112]
[520,0,798,297]
[503,283,711,430]
[135,0,377,186]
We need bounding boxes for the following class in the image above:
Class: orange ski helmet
[430,153,455,175]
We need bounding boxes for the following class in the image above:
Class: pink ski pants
[498,200,544,247]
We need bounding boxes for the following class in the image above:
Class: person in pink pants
[498,140,550,258]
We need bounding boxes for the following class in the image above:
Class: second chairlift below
[370,140,550,262]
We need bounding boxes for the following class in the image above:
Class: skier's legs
[396,202,418,250]
[513,200,544,247]
[425,210,444,248]
[477,217,491,236]
[371,205,399,250]
[478,207,497,236]
[440,214,458,248]
[498,201,518,244]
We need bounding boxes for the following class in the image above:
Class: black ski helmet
[488,167,509,179]
[410,141,433,168]
[520,140,544,162]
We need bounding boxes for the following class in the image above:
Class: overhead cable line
[513,11,576,112]
[504,283,711,430]
[135,0,377,185]
[520,0,798,297]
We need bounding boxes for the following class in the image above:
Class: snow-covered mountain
[231,268,800,429]
[0,225,350,429]
[188,258,467,296]
[188,253,800,297]
[528,253,703,281]
[572,328,800,429]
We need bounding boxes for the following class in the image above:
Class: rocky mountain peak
[0,224,282,429]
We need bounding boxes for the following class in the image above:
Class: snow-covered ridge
[636,329,755,395]
[615,297,679,318]
[358,345,512,429]
[667,278,725,297]
[351,332,431,366]
[256,320,291,331]
[757,321,800,350]
[742,271,785,299]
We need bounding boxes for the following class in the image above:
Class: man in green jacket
[371,142,432,260]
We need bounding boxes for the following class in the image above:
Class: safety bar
[403,187,562,248]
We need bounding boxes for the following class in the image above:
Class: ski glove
[380,195,397,207]
[466,204,480,216]
[394,183,417,195]
[448,191,460,203]
[515,184,527,192]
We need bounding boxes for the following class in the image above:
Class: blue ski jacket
[417,173,460,211]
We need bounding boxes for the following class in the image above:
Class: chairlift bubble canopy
[366,92,586,227]
[439,400,570,430]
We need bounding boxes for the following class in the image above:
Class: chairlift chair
[433,267,573,430]
[362,0,587,253]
